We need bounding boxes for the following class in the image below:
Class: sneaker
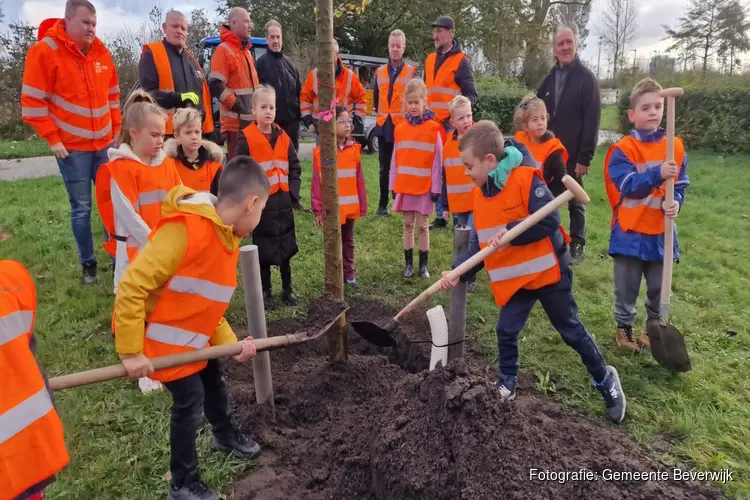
[636,327,651,348]
[282,288,298,306]
[138,376,163,394]
[345,278,359,288]
[570,242,585,265]
[168,479,220,500]
[375,206,389,217]
[615,325,640,352]
[429,218,447,230]
[263,289,276,311]
[594,366,627,423]
[214,430,261,460]
[496,375,517,402]
[467,279,477,294]
[82,261,98,285]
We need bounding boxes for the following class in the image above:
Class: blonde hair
[404,78,427,100]
[389,29,406,43]
[252,84,276,107]
[449,95,472,113]
[117,90,164,147]
[459,120,505,160]
[630,78,663,109]
[513,93,548,131]
[172,107,202,134]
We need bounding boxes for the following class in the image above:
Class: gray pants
[613,256,663,327]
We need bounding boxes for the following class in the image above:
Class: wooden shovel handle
[394,175,588,321]
[660,90,681,314]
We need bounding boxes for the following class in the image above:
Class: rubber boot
[263,288,276,311]
[402,249,414,279]
[419,250,429,279]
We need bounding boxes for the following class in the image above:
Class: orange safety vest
[375,63,416,127]
[604,135,685,235]
[393,119,442,196]
[242,123,290,195]
[177,160,222,193]
[142,213,239,383]
[424,52,465,122]
[313,143,361,224]
[142,42,214,135]
[300,66,367,120]
[513,131,569,173]
[442,131,475,213]
[0,260,69,498]
[473,167,564,306]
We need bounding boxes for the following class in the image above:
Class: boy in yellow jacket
[113,156,270,500]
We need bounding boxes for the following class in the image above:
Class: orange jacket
[442,131,474,213]
[142,42,214,135]
[513,131,569,172]
[425,52,464,122]
[473,167,562,306]
[242,123,291,195]
[164,138,224,193]
[375,63,416,127]
[0,260,69,499]
[312,142,363,224]
[393,119,442,196]
[300,61,367,122]
[208,26,260,133]
[21,18,121,151]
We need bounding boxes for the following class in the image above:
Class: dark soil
[224,299,725,500]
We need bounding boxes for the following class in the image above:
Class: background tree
[716,0,750,75]
[598,0,637,81]
[187,8,219,53]
[0,15,37,139]
[664,0,727,74]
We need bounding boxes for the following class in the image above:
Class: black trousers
[564,164,586,246]
[163,359,233,487]
[276,120,300,151]
[260,258,292,292]
[377,137,395,210]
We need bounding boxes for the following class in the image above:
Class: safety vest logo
[95,62,109,73]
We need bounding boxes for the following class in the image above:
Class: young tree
[716,0,750,75]
[664,0,727,74]
[598,0,637,80]
[187,8,218,53]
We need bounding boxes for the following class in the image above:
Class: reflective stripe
[146,323,210,349]
[279,174,289,183]
[209,71,228,83]
[259,160,274,172]
[398,166,431,177]
[52,117,112,139]
[429,86,460,96]
[41,37,58,50]
[397,140,435,152]
[126,238,140,249]
[394,77,411,84]
[0,388,53,445]
[275,161,289,170]
[444,157,463,167]
[430,102,451,109]
[220,110,254,121]
[339,195,359,205]
[487,253,557,282]
[219,89,233,101]
[22,107,49,117]
[446,183,474,194]
[312,69,318,93]
[621,195,663,209]
[477,224,507,244]
[219,42,234,55]
[634,160,662,173]
[168,275,234,303]
[259,160,288,173]
[234,88,255,96]
[300,103,313,110]
[337,169,356,178]
[343,71,352,107]
[21,84,48,99]
[109,100,119,109]
[0,310,33,346]
[109,85,120,94]
[138,189,168,206]
[51,95,109,118]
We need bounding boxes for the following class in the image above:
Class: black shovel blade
[351,320,397,347]
[647,318,691,372]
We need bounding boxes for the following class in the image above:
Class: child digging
[390,78,443,279]
[438,120,626,424]
[164,107,224,195]
[114,157,269,500]
[236,85,301,310]
[310,106,368,288]
[604,78,689,352]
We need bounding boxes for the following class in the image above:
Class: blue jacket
[607,128,690,262]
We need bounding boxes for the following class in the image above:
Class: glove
[431,193,440,203]
[181,92,199,106]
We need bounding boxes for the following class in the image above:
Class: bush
[617,88,750,154]
[474,76,528,134]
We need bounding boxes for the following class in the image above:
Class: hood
[163,138,224,163]
[439,39,465,58]
[162,185,239,252]
[220,25,249,48]
[38,18,60,40]
[107,143,167,166]
[39,18,104,54]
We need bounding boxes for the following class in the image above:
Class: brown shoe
[636,327,650,348]
[616,325,641,352]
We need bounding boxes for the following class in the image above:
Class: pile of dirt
[224,299,725,500]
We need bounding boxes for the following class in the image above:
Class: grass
[0,138,52,159]
[601,105,620,132]
[1,149,749,498]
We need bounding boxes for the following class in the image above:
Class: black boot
[429,218,447,230]
[402,249,414,279]
[282,288,299,306]
[82,261,98,285]
[419,250,429,279]
[263,288,276,311]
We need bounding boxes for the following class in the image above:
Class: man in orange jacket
[21,0,121,285]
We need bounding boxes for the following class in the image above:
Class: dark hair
[335,106,349,119]
[459,120,505,160]
[218,156,270,203]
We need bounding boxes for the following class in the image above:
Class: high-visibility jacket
[393,119,442,196]
[300,63,367,121]
[513,131,568,172]
[241,123,290,195]
[21,18,121,151]
[142,41,214,135]
[375,63,416,127]
[142,212,239,383]
[425,52,464,122]
[442,131,474,213]
[604,135,685,235]
[208,26,260,133]
[0,260,69,499]
[473,167,563,306]
[313,143,361,224]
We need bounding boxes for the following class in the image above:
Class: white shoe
[138,376,163,393]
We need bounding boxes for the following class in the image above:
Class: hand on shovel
[233,337,257,362]
[439,227,508,292]
[120,353,154,380]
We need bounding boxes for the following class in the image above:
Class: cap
[431,15,455,30]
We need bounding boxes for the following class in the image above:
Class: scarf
[487,146,523,191]
[405,108,436,126]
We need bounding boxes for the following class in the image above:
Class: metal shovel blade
[646,318,691,372]
[351,320,398,347]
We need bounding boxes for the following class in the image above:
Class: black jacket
[256,49,302,124]
[139,40,206,113]
[236,124,300,266]
[536,57,600,170]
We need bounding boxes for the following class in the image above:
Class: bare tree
[598,0,637,80]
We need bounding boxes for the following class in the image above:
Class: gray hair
[332,39,339,53]
[228,6,248,23]
[389,29,406,43]
[552,23,580,46]
[265,19,281,33]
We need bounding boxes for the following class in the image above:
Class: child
[236,85,302,310]
[310,107,368,288]
[1,260,69,500]
[114,158,269,500]
[438,120,626,424]
[390,78,443,279]
[604,78,689,352]
[512,93,568,196]
[164,107,224,195]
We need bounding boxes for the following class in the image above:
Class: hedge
[617,88,750,154]
[474,77,528,135]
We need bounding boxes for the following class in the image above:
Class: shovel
[49,306,349,391]
[646,87,691,373]
[352,175,590,347]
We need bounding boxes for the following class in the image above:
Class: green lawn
[0,149,748,498]
[601,105,620,131]
[0,138,51,159]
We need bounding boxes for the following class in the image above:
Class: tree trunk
[730,44,735,75]
[316,0,347,363]
[703,38,710,73]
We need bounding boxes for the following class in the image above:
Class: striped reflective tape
[138,189,168,207]
[0,310,33,346]
[446,183,473,194]
[0,388,54,445]
[621,195,663,209]
[52,117,112,140]
[168,275,234,303]
[477,224,507,244]
[396,141,435,152]
[487,253,557,282]
[146,323,211,349]
[397,166,431,177]
[339,195,359,205]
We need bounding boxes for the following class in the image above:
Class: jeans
[614,256,663,326]
[56,148,110,265]
[495,268,607,385]
[377,137,395,210]
[565,165,586,246]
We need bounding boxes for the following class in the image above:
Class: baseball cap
[431,15,455,30]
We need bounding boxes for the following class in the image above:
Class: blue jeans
[56,147,110,264]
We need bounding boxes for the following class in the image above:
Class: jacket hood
[162,185,239,252]
[220,25,249,47]
[107,143,167,166]
[38,18,59,40]
[440,39,465,57]
[163,138,224,163]
[40,18,105,53]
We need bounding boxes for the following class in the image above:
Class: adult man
[138,10,214,137]
[209,7,260,159]
[424,15,476,230]
[300,39,366,140]
[373,29,416,217]
[21,0,121,285]
[537,24,601,264]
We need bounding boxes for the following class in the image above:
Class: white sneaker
[138,376,163,393]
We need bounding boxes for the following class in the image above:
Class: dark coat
[139,40,206,113]
[255,49,302,124]
[236,124,300,266]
